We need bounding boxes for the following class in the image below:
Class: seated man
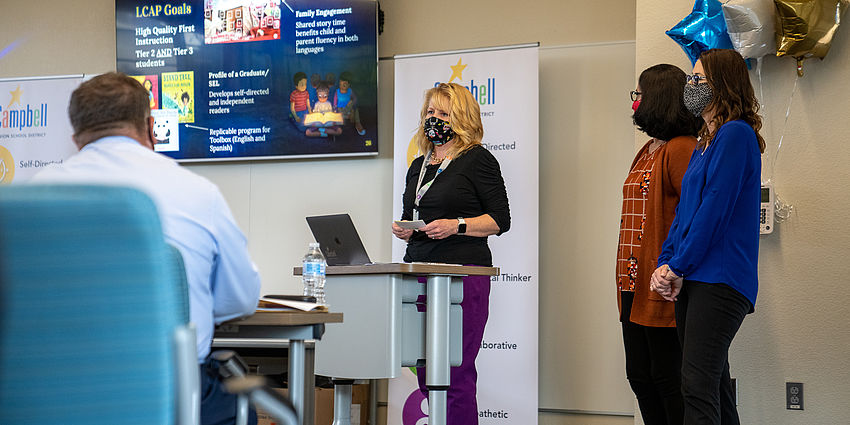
[31,72,262,425]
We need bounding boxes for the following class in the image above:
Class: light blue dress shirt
[32,136,261,361]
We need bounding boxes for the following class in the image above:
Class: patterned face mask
[683,83,713,117]
[423,116,455,145]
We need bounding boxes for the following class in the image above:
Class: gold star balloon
[775,0,850,76]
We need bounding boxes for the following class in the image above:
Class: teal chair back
[165,243,192,324]
[0,185,197,424]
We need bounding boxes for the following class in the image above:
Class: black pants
[621,293,684,425]
[201,358,258,425]
[676,280,751,425]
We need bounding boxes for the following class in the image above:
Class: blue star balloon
[667,0,734,65]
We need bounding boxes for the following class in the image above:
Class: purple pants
[416,272,491,425]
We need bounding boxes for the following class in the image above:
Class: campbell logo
[435,58,496,106]
[1,85,49,131]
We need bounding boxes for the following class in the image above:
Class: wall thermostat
[760,183,774,234]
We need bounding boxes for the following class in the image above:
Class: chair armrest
[175,324,201,425]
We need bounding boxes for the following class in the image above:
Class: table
[213,310,343,425]
[300,263,498,425]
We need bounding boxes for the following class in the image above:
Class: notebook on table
[305,213,372,266]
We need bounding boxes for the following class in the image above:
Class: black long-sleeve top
[401,145,511,266]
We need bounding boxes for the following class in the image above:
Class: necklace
[414,149,454,220]
[430,150,446,164]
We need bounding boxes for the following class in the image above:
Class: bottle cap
[309,242,320,248]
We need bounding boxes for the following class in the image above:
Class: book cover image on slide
[204,0,281,45]
[152,109,180,152]
[130,75,159,110]
[162,71,195,124]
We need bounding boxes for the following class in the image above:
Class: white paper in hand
[394,220,425,230]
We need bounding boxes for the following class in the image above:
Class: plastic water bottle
[302,242,327,305]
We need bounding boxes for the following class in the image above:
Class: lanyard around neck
[412,149,452,220]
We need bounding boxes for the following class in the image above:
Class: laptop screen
[305,214,372,266]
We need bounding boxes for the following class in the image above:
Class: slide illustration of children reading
[335,71,366,135]
[313,84,333,113]
[290,72,312,133]
[308,73,321,109]
[304,83,342,137]
[324,72,336,100]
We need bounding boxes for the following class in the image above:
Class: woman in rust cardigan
[616,64,701,425]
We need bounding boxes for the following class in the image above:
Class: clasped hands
[392,218,458,241]
[650,264,683,302]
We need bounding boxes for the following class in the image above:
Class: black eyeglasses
[686,74,708,85]
[629,90,642,101]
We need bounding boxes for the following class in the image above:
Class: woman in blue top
[650,49,765,425]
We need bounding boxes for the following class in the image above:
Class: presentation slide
[116,0,378,161]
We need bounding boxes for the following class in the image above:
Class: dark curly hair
[632,64,702,141]
[698,49,766,153]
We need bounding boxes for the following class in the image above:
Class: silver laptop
[305,214,372,266]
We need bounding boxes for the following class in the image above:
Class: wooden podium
[296,263,498,425]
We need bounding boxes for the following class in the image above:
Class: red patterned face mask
[631,99,641,112]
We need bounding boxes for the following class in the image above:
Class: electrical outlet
[786,382,804,410]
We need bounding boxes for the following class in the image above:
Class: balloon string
[766,72,799,224]
[774,192,795,222]
[757,57,765,118]
[767,73,799,184]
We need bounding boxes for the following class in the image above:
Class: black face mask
[683,83,713,117]
[423,116,454,145]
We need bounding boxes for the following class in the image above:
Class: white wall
[185,60,396,294]
[637,1,850,423]
[379,0,635,57]
[12,1,849,423]
[538,41,636,418]
[1,1,642,424]
[382,2,638,423]
[0,0,397,296]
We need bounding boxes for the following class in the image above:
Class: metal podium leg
[426,275,451,425]
[290,339,307,425]
[331,380,353,425]
[305,344,316,425]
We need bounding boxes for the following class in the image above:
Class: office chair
[0,185,199,425]
[165,243,191,325]
[165,243,202,423]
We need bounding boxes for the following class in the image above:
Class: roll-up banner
[0,75,84,184]
[390,44,539,425]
